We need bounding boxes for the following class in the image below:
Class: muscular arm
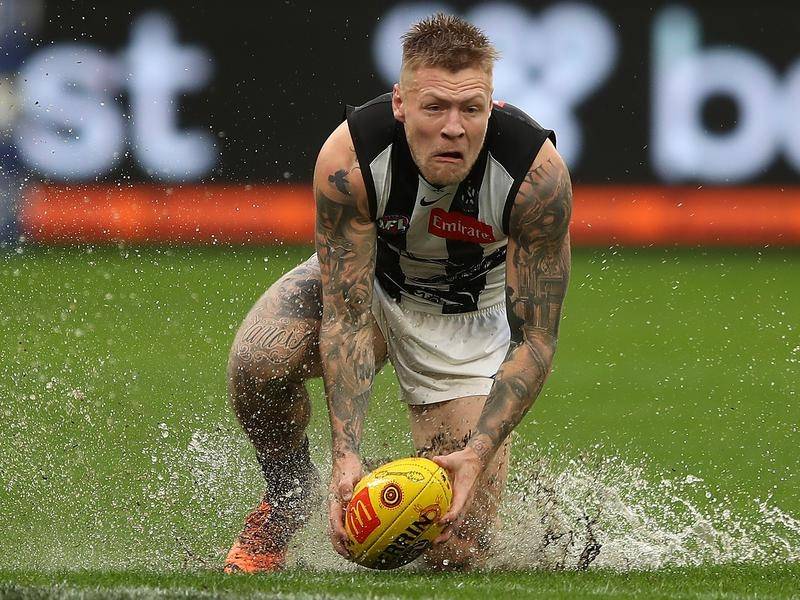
[314,125,377,461]
[467,140,572,464]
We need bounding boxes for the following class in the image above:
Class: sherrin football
[344,456,453,569]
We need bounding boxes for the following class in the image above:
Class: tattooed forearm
[468,151,573,464]
[315,183,376,459]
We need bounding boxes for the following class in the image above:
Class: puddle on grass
[490,450,800,570]
[3,416,798,572]
[148,429,800,572]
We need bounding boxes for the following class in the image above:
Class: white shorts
[371,281,511,405]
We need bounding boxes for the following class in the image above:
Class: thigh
[410,395,511,523]
[230,256,324,380]
[230,256,387,381]
[409,395,511,566]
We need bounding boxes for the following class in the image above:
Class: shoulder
[491,100,547,129]
[491,101,560,234]
[314,121,370,218]
[345,93,396,157]
[488,100,556,152]
[522,138,569,192]
[508,139,572,242]
[346,92,393,119]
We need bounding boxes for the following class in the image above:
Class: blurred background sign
[2,0,799,244]
[15,11,216,182]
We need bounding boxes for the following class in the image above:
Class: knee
[227,349,301,409]
[228,320,317,386]
[227,351,312,444]
[229,345,278,387]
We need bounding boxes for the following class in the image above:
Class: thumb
[432,454,456,471]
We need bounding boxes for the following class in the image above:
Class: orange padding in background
[20,184,800,246]
[21,184,316,244]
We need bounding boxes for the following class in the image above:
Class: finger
[328,526,350,558]
[431,454,454,470]
[331,502,353,554]
[329,498,345,527]
[328,508,339,535]
[329,503,347,534]
[434,509,467,545]
[438,489,467,526]
[328,506,352,558]
[333,536,350,557]
[432,455,460,486]
[332,516,348,540]
[433,524,454,545]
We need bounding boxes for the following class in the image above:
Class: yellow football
[344,456,452,570]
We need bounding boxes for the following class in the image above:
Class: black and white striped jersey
[346,93,554,315]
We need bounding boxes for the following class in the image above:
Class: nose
[441,108,465,139]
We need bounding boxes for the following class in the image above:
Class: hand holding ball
[344,457,452,569]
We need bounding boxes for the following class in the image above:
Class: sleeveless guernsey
[346,93,554,315]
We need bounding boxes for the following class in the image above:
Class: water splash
[8,423,796,572]
[161,432,800,571]
[489,448,800,570]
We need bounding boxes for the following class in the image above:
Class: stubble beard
[409,145,475,188]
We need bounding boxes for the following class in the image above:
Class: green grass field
[2,564,800,599]
[1,244,798,598]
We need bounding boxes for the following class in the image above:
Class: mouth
[433,151,463,163]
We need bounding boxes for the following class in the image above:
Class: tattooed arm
[433,139,572,538]
[470,139,571,461]
[314,122,377,557]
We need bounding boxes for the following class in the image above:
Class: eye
[425,104,441,112]
[465,105,481,114]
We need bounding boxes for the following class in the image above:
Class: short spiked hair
[400,13,499,83]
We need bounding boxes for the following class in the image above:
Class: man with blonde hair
[224,12,572,572]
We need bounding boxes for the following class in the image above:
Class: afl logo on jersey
[377,214,410,235]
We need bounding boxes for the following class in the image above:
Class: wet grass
[2,563,800,599]
[1,244,798,585]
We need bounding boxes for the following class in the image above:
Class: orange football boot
[225,438,320,574]
[224,500,289,573]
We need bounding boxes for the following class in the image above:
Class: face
[393,66,493,187]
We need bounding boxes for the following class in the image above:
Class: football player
[224,12,571,572]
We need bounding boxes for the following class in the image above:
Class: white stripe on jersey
[370,144,392,216]
[399,177,457,291]
[482,152,515,240]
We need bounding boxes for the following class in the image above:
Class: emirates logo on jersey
[428,208,496,244]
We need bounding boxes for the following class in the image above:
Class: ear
[392,83,406,123]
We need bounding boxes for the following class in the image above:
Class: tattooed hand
[328,452,363,558]
[314,122,376,465]
[467,138,572,469]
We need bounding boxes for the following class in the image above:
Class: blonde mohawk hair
[400,13,499,80]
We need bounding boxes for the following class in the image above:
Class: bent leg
[228,255,387,492]
[226,257,326,565]
[228,257,323,462]
[409,395,511,570]
[226,256,386,571]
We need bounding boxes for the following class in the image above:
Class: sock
[256,436,317,510]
